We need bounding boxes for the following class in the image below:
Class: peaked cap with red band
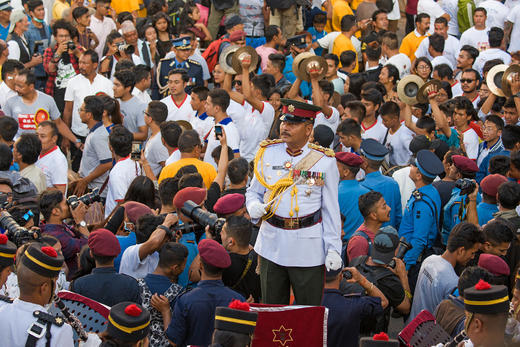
[280,98,321,122]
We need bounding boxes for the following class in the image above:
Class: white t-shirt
[441,0,460,36]
[79,122,112,193]
[105,157,142,218]
[474,48,511,75]
[480,0,508,29]
[235,101,275,162]
[392,166,416,213]
[507,5,520,53]
[506,0,520,8]
[119,243,159,279]
[203,117,241,168]
[90,15,117,59]
[388,0,401,20]
[64,73,114,137]
[385,53,412,78]
[0,82,17,110]
[418,0,447,35]
[415,35,460,68]
[191,112,214,142]
[36,146,68,188]
[144,131,169,177]
[165,148,181,166]
[161,94,194,123]
[132,87,152,105]
[385,124,414,166]
[459,26,490,51]
[431,55,454,70]
[361,117,388,144]
[451,81,463,97]
[317,32,341,53]
[314,106,341,134]
[458,126,480,159]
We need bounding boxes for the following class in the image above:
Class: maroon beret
[124,201,152,224]
[481,174,508,197]
[452,155,478,173]
[174,187,207,209]
[335,152,364,167]
[213,194,245,215]
[198,238,231,269]
[478,253,510,276]
[88,229,121,257]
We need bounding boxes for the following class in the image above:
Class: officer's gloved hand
[325,250,342,271]
[248,201,268,219]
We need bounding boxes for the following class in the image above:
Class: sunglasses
[460,79,475,83]
[232,80,242,86]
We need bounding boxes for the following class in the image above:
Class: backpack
[202,38,230,73]
[457,0,475,34]
[345,229,373,265]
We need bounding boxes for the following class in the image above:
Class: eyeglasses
[460,79,475,83]
[417,65,430,71]
[232,80,242,86]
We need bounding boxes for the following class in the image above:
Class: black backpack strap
[25,310,64,347]
[232,251,255,289]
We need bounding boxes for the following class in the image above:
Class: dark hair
[227,158,249,185]
[497,182,520,209]
[178,129,201,152]
[381,32,399,50]
[414,57,432,76]
[116,11,133,25]
[82,49,99,64]
[114,69,136,90]
[1,59,24,81]
[461,68,481,83]
[158,242,188,268]
[344,101,366,122]
[429,33,445,53]
[324,53,339,67]
[252,74,274,99]
[70,245,95,280]
[159,178,178,207]
[434,64,453,80]
[372,9,387,22]
[511,150,520,170]
[382,64,399,85]
[17,69,36,86]
[474,7,487,16]
[0,144,13,171]
[380,101,400,118]
[313,124,334,148]
[133,64,151,84]
[84,95,104,121]
[458,266,492,297]
[361,88,382,110]
[211,145,234,164]
[136,214,164,244]
[178,172,204,189]
[0,117,19,142]
[27,0,43,12]
[341,15,356,32]
[415,13,430,23]
[52,19,74,37]
[358,191,384,218]
[337,118,362,137]
[115,59,135,73]
[483,219,514,245]
[72,6,89,20]
[191,86,209,101]
[147,100,168,124]
[340,50,357,67]
[439,81,453,99]
[100,95,122,125]
[502,125,520,150]
[109,125,133,157]
[268,53,286,72]
[39,189,64,221]
[453,95,477,122]
[486,114,505,132]
[265,25,280,42]
[446,222,484,252]
[460,45,480,64]
[168,68,189,82]
[208,88,230,111]
[313,13,327,24]
[489,155,510,176]
[15,133,41,165]
[160,121,182,148]
[225,216,251,248]
[488,27,504,48]
[201,258,224,276]
[124,176,156,209]
[434,16,448,26]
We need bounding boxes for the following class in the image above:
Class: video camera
[455,178,476,196]
[181,200,225,243]
[67,188,101,210]
[0,210,40,247]
[388,237,412,269]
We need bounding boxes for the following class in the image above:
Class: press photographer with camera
[0,177,13,209]
[38,189,89,280]
[99,31,141,80]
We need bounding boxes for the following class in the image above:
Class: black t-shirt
[222,250,261,302]
[221,187,247,196]
[204,182,221,213]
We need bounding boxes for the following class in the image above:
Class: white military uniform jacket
[0,299,74,347]
[246,140,342,267]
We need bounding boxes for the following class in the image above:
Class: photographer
[0,177,13,208]
[99,31,141,80]
[39,188,89,280]
[220,216,260,302]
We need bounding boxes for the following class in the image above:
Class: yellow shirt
[325,0,354,33]
[332,33,358,72]
[52,1,70,20]
[111,0,140,14]
[399,30,429,61]
[158,157,217,188]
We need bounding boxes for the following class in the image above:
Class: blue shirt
[476,147,509,183]
[477,202,498,226]
[166,280,244,346]
[339,179,370,240]
[360,171,402,229]
[321,289,383,347]
[0,23,9,41]
[178,231,199,288]
[143,273,178,310]
[25,21,51,77]
[115,232,136,272]
[399,184,442,269]
[284,54,312,98]
[307,27,326,56]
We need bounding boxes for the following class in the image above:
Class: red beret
[213,194,245,215]
[198,238,231,269]
[335,152,363,167]
[124,201,152,224]
[481,174,508,197]
[174,187,206,209]
[88,229,121,257]
[478,253,510,276]
[452,155,478,173]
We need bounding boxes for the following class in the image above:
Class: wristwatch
[78,220,87,228]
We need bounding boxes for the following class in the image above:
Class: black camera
[388,237,412,269]
[455,178,476,195]
[342,269,353,280]
[67,41,75,51]
[181,200,225,242]
[67,188,101,210]
[116,41,135,55]
[0,211,40,247]
[0,193,11,209]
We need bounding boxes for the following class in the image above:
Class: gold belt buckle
[284,218,299,229]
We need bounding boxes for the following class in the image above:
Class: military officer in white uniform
[246,99,343,305]
[0,244,74,347]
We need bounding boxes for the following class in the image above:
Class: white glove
[248,201,268,219]
[325,250,342,271]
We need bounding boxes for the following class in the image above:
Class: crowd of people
[0,0,519,345]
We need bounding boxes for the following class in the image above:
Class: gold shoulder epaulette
[308,143,335,157]
[259,139,283,148]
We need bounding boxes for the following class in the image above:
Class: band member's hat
[0,234,16,268]
[215,300,258,335]
[108,302,151,342]
[22,244,64,278]
[464,280,509,314]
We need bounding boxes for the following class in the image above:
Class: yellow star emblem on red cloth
[272,325,293,346]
